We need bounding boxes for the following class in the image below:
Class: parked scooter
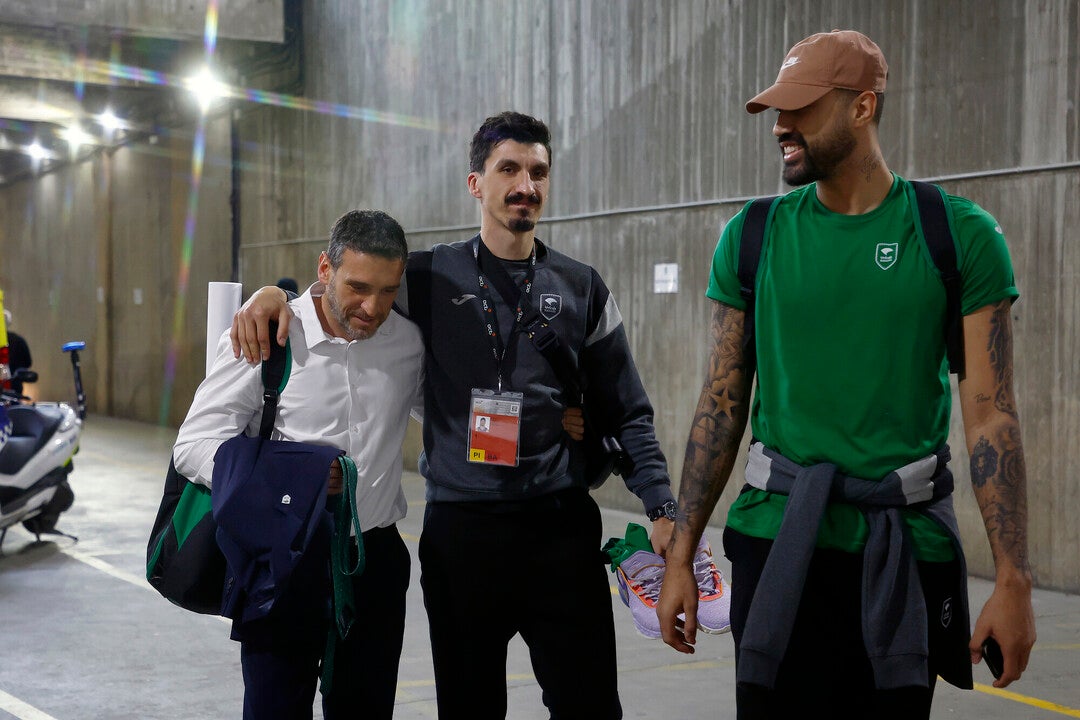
[0,341,87,549]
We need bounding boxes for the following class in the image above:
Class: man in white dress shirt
[173,209,424,720]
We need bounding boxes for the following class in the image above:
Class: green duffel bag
[145,457,226,615]
[147,325,289,615]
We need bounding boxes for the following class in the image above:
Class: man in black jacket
[232,112,679,719]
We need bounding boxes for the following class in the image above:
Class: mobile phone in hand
[982,637,1004,680]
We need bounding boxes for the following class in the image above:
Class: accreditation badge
[467,388,523,467]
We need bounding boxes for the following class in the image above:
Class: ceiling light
[62,126,94,153]
[98,110,122,132]
[27,141,47,160]
[185,66,227,114]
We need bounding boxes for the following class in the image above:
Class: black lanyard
[473,236,536,391]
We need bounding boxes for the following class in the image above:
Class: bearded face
[780,116,857,186]
[317,249,405,342]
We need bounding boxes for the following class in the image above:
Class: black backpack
[737,180,964,376]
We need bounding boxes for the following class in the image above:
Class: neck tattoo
[860,154,880,182]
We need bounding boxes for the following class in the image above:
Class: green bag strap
[320,454,365,695]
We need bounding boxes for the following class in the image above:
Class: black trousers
[236,524,411,720]
[419,489,622,720]
[724,527,970,720]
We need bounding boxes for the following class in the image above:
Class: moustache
[505,192,540,206]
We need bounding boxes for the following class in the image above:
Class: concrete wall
[1,0,284,43]
[0,0,1077,590]
[0,121,233,427]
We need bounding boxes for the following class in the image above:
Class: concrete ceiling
[0,1,289,185]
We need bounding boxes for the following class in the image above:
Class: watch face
[650,501,677,521]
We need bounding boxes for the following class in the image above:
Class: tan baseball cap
[746,30,888,114]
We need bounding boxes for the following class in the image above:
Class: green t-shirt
[708,175,1018,561]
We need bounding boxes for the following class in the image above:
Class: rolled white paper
[206,282,242,377]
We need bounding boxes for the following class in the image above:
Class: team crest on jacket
[875,242,899,270]
[539,293,562,320]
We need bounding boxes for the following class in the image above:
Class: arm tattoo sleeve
[987,301,1018,419]
[972,300,1029,571]
[678,303,753,531]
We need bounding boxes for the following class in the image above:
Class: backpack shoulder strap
[258,322,291,439]
[737,196,779,372]
[911,180,964,375]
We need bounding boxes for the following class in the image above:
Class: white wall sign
[653,263,679,294]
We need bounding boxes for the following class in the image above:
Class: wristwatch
[646,500,678,522]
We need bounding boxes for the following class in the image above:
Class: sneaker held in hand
[693,537,732,635]
[614,549,666,639]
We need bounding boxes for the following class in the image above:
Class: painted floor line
[64,548,230,625]
[974,683,1080,718]
[65,548,151,590]
[0,689,60,720]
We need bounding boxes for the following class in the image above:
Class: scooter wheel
[22,481,75,535]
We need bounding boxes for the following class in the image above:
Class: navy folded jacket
[211,435,343,623]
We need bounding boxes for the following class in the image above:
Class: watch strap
[647,500,677,522]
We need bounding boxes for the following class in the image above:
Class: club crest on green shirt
[875,242,899,270]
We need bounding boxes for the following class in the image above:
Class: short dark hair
[326,210,408,268]
[469,111,552,173]
[836,89,886,125]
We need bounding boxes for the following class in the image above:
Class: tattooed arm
[957,299,1036,687]
[657,300,754,653]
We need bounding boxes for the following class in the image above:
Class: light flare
[73,57,442,130]
[159,115,205,425]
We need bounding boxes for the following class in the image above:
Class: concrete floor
[0,414,1078,719]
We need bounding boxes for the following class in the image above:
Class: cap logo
[781,56,800,69]
[875,243,898,270]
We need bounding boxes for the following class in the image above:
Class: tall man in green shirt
[657,29,1035,719]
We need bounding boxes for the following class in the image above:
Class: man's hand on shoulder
[230,286,293,364]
